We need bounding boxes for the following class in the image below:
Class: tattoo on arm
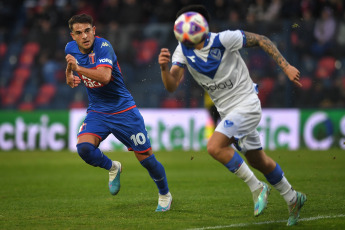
[244,31,289,70]
[244,31,260,47]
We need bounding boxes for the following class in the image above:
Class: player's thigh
[208,131,234,150]
[77,112,111,147]
[215,102,261,141]
[77,134,100,146]
[110,108,152,153]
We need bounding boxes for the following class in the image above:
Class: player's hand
[284,65,302,87]
[66,75,81,88]
[65,54,79,72]
[66,64,81,88]
[158,48,171,71]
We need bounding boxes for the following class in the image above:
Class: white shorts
[215,99,262,154]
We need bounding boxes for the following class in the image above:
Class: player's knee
[76,142,96,166]
[207,142,220,157]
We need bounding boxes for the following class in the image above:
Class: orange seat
[19,53,35,67]
[3,87,22,106]
[35,84,57,106]
[69,101,86,109]
[23,42,40,55]
[18,102,34,111]
[258,77,275,107]
[315,57,336,79]
[300,77,313,90]
[0,43,7,59]
[132,39,159,65]
[13,68,31,81]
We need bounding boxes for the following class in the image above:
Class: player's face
[70,23,96,54]
[184,40,205,50]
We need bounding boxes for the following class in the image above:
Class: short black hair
[68,14,94,31]
[176,5,211,24]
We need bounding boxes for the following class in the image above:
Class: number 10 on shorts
[130,132,147,146]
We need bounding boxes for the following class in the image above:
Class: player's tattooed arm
[244,31,302,87]
[244,31,289,71]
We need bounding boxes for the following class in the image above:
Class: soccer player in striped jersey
[158,5,306,225]
[65,14,172,212]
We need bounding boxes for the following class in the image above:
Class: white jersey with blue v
[172,30,259,118]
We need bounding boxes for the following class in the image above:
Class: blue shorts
[78,106,152,153]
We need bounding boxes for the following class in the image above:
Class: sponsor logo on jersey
[210,48,221,60]
[81,75,103,88]
[89,53,95,64]
[99,58,113,65]
[201,80,233,92]
[224,120,234,128]
[101,42,110,48]
[187,55,196,62]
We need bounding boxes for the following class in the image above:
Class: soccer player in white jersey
[158,5,306,226]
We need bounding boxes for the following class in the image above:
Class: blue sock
[265,163,284,185]
[76,142,112,170]
[224,152,244,173]
[140,154,169,195]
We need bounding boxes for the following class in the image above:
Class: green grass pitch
[1,149,345,229]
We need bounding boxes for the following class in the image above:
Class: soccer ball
[174,12,209,46]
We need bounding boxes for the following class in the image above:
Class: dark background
[0,0,344,110]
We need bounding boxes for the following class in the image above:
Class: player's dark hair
[176,5,211,24]
[68,14,94,31]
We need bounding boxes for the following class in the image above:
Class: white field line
[187,214,345,230]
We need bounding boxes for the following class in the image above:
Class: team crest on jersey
[101,42,110,48]
[89,53,95,64]
[79,122,87,132]
[210,48,221,60]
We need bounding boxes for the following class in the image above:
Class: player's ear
[92,26,96,35]
[70,32,76,41]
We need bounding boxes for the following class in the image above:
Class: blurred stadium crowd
[0,0,344,110]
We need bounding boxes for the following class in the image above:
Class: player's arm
[158,48,184,92]
[65,54,111,85]
[65,62,81,88]
[244,31,302,87]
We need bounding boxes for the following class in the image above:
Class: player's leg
[245,149,307,226]
[210,101,270,217]
[111,107,172,211]
[207,131,269,216]
[135,150,172,212]
[76,113,121,195]
[76,135,121,195]
[76,134,112,170]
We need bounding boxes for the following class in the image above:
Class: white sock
[273,176,297,205]
[235,162,262,192]
[109,161,117,171]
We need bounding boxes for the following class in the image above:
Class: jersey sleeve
[95,39,116,69]
[172,43,187,68]
[64,42,71,55]
[219,30,246,51]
